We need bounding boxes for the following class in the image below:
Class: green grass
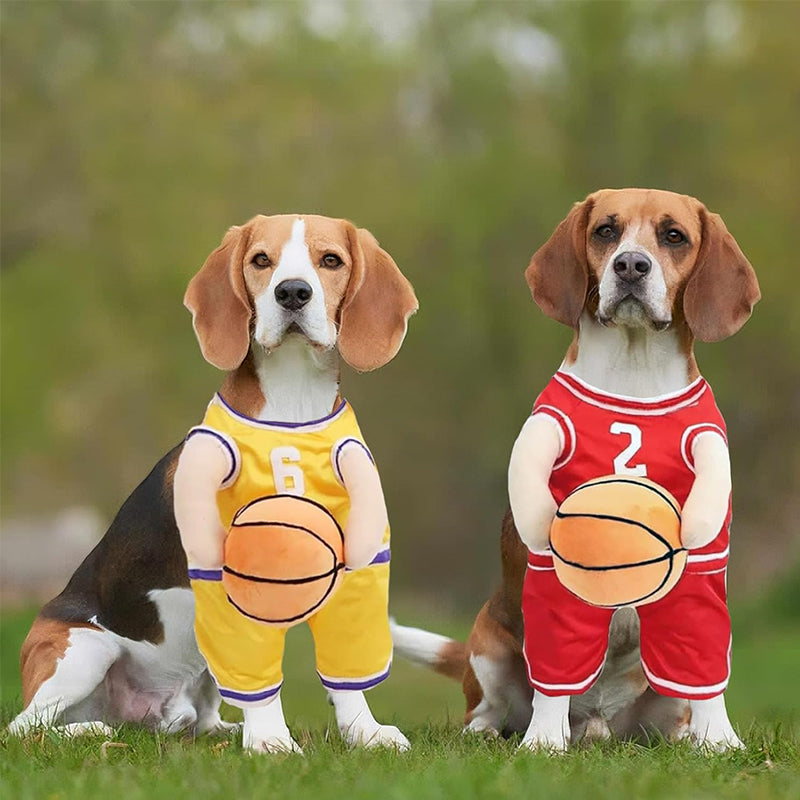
[1,603,798,799]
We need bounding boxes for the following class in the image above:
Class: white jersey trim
[554,373,708,416]
[680,423,728,473]
[531,406,576,470]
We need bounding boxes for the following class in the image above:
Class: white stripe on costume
[641,642,731,697]
[532,406,576,469]
[680,423,727,473]
[554,373,708,416]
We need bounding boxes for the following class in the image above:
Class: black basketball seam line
[231,493,345,545]
[554,510,687,554]
[226,523,341,581]
[549,541,677,571]
[223,562,346,585]
[569,549,678,608]
[568,477,681,521]
[226,569,339,624]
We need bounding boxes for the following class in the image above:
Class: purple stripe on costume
[344,548,391,572]
[186,428,238,485]
[188,568,223,581]
[216,392,347,429]
[333,438,374,483]
[318,665,391,691]
[218,683,282,703]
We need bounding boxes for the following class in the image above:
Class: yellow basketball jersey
[187,394,389,546]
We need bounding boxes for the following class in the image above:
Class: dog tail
[390,619,467,682]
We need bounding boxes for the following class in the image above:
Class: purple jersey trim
[215,392,347,429]
[217,683,282,703]
[188,568,223,581]
[318,664,391,691]
[345,547,391,572]
[332,437,374,483]
[185,428,238,485]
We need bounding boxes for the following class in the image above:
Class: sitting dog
[392,188,759,751]
[9,215,417,753]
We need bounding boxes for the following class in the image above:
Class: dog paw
[244,732,303,755]
[519,725,569,753]
[345,723,410,751]
[689,727,745,752]
[60,721,116,738]
[198,717,242,737]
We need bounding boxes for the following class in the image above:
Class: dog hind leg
[9,622,121,736]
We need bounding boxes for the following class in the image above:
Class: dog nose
[274,279,312,311]
[613,251,651,281]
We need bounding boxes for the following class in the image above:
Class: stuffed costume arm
[508,415,562,552]
[174,434,229,569]
[681,432,732,550]
[338,443,389,570]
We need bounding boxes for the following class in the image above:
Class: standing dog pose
[393,189,759,751]
[10,215,417,753]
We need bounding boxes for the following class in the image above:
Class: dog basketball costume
[223,494,345,625]
[187,395,393,706]
[522,372,734,700]
[549,475,686,608]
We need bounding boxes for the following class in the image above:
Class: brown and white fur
[9,215,418,754]
[392,188,759,752]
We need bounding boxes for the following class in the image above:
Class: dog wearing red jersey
[392,188,759,751]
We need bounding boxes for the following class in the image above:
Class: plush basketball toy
[549,475,687,608]
[222,494,345,626]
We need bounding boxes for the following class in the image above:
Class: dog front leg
[242,693,302,754]
[520,692,570,752]
[329,690,410,750]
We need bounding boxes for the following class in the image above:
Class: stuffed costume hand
[680,432,732,551]
[174,434,229,570]
[338,442,389,570]
[508,414,561,552]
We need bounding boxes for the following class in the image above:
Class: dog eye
[320,253,343,269]
[251,253,272,269]
[664,229,687,245]
[594,225,617,240]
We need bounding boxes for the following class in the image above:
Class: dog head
[184,215,418,371]
[526,188,760,341]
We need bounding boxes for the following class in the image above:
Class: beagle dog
[9,215,418,753]
[392,189,759,752]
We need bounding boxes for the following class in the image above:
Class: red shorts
[522,551,731,700]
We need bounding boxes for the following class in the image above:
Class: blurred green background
[1,0,799,623]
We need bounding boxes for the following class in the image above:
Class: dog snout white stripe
[254,218,335,349]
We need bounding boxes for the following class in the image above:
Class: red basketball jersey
[531,371,731,568]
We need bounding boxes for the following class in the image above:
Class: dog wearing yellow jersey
[9,214,416,748]
[174,214,417,754]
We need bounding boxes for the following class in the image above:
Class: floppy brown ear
[184,225,252,370]
[337,228,418,372]
[683,209,760,342]
[525,198,593,328]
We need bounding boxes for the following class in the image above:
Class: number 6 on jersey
[270,446,305,495]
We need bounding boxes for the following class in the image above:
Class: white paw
[344,723,410,751]
[59,721,116,738]
[208,720,242,737]
[463,719,500,738]
[689,726,745,752]
[243,731,303,755]
[519,724,569,753]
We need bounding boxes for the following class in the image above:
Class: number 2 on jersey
[610,422,648,476]
[270,446,305,495]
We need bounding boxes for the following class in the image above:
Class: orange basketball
[223,494,345,626]
[549,475,686,608]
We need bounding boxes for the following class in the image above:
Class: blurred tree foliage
[2,0,798,607]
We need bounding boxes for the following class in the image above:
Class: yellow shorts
[190,552,392,707]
